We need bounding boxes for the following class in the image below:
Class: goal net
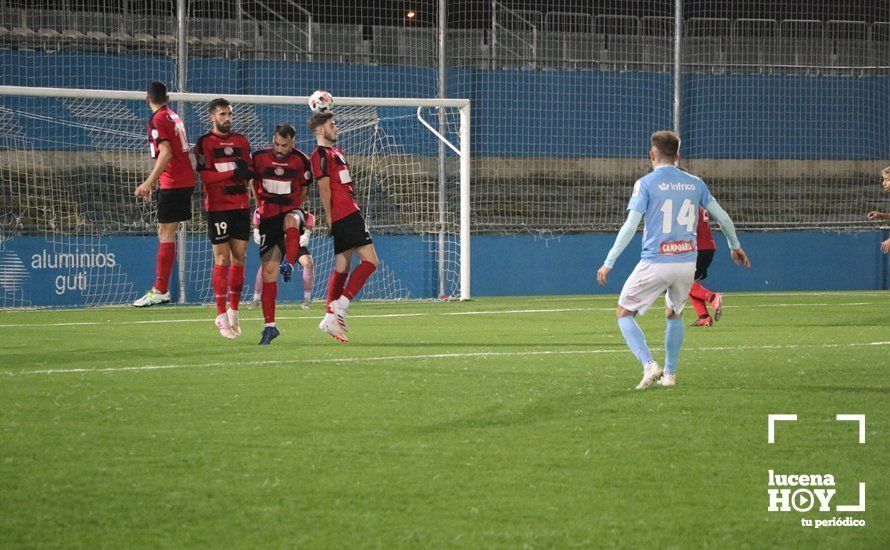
[0,87,470,308]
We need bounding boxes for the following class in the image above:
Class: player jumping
[251,123,315,345]
[133,81,195,307]
[309,111,379,343]
[597,131,750,389]
[687,206,724,327]
[866,166,890,254]
[194,98,255,339]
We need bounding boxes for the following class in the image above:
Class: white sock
[304,291,311,300]
[336,295,350,308]
[265,322,276,328]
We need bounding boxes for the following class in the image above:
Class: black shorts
[207,209,250,245]
[695,249,715,281]
[258,211,312,260]
[157,187,194,224]
[331,211,373,255]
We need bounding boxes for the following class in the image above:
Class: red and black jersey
[252,147,313,220]
[697,206,716,251]
[311,145,360,223]
[194,131,252,212]
[147,105,195,190]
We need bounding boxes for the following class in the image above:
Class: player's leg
[659,263,697,387]
[689,249,714,326]
[325,250,352,333]
[135,187,190,307]
[298,251,314,309]
[329,212,377,332]
[227,237,248,336]
[248,264,263,309]
[258,242,282,345]
[281,211,303,279]
[616,261,664,390]
[211,241,236,339]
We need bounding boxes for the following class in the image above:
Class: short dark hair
[147,81,168,105]
[651,130,680,160]
[274,123,296,139]
[308,111,334,131]
[208,97,231,114]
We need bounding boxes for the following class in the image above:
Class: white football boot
[319,314,348,343]
[330,296,350,333]
[133,288,171,307]
[635,361,664,390]
[215,312,237,339]
[657,373,677,387]
[227,308,242,337]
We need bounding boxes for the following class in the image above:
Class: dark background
[5,1,888,26]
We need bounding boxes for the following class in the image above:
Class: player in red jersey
[308,111,379,343]
[688,206,724,327]
[250,123,316,345]
[866,166,890,254]
[194,98,256,339]
[133,81,195,307]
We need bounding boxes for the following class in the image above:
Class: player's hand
[731,247,751,268]
[252,228,261,245]
[867,211,884,221]
[596,265,610,286]
[881,239,890,254]
[134,181,153,202]
[233,158,257,181]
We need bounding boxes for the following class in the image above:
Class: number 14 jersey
[626,165,713,264]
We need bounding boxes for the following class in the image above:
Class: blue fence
[3,51,889,159]
[2,231,887,307]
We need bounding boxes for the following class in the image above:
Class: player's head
[272,123,296,159]
[308,111,337,144]
[882,166,890,192]
[650,130,680,165]
[208,98,232,134]
[146,81,168,107]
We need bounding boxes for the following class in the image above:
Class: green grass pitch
[1,292,888,547]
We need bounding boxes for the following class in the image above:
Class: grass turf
[1,292,888,547]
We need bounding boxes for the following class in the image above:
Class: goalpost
[0,85,470,307]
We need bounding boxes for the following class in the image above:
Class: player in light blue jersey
[597,131,750,390]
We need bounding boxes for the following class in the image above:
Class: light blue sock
[617,316,653,367]
[664,318,684,374]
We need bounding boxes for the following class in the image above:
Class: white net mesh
[0,93,465,307]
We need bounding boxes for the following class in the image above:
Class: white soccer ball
[309,90,333,113]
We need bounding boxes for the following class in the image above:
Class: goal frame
[0,85,471,302]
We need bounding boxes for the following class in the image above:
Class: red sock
[689,295,709,318]
[284,227,300,265]
[154,242,175,294]
[326,270,349,313]
[689,281,715,303]
[261,280,277,324]
[229,265,245,311]
[212,265,228,314]
[342,261,377,300]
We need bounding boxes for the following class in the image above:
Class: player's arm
[317,176,333,229]
[704,198,751,267]
[597,210,643,285]
[866,210,890,221]
[135,140,172,201]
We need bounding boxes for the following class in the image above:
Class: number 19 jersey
[626,165,713,264]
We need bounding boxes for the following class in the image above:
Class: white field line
[0,301,883,329]
[9,341,890,376]
[2,290,886,314]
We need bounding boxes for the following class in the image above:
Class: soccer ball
[309,90,333,113]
